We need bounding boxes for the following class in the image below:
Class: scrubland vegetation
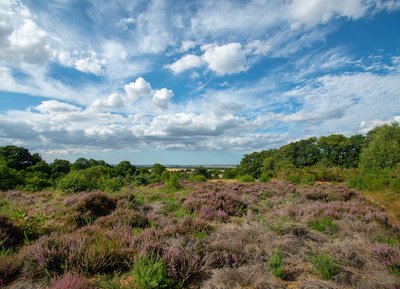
[0,123,399,288]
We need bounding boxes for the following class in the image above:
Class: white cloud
[202,43,248,75]
[34,100,81,114]
[124,77,152,101]
[288,0,368,29]
[89,93,124,111]
[152,88,173,109]
[58,50,105,75]
[165,54,204,74]
[179,40,196,52]
[2,19,53,64]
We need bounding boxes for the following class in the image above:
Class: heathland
[0,123,399,288]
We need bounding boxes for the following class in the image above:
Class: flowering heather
[161,237,201,284]
[49,272,93,289]
[299,184,356,202]
[372,244,400,268]
[183,187,247,220]
[71,191,117,226]
[95,208,149,229]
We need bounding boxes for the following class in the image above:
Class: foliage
[165,173,182,191]
[0,145,41,171]
[237,174,255,182]
[0,162,23,190]
[360,122,400,169]
[268,248,285,278]
[132,255,174,289]
[57,170,93,193]
[50,159,71,180]
[311,253,340,280]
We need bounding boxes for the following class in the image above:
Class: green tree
[360,122,400,169]
[115,160,136,177]
[151,163,166,176]
[50,159,71,179]
[0,145,41,171]
[73,157,91,170]
[0,160,23,190]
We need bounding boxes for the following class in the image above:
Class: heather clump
[299,184,356,202]
[183,187,247,220]
[22,226,132,279]
[0,215,24,249]
[95,208,149,229]
[69,191,117,226]
[49,272,93,289]
[161,237,201,285]
[372,244,400,276]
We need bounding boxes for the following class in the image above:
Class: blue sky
[0,0,400,165]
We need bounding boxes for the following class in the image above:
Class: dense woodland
[0,123,399,288]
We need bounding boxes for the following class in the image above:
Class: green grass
[132,255,174,289]
[375,234,400,246]
[268,248,286,278]
[308,217,338,234]
[311,253,340,280]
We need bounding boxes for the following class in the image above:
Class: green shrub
[268,248,285,278]
[237,175,255,183]
[23,172,52,192]
[57,171,92,193]
[98,176,124,193]
[259,173,271,183]
[190,174,207,182]
[132,255,174,289]
[311,253,340,280]
[166,174,182,191]
[308,217,338,234]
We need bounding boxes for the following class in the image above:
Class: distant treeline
[0,122,399,193]
[0,147,221,192]
[229,122,400,192]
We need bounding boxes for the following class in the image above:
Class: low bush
[95,208,149,229]
[0,215,24,248]
[161,238,201,286]
[73,192,116,226]
[311,253,340,280]
[98,176,124,193]
[57,171,92,193]
[183,187,247,220]
[165,174,182,191]
[237,175,255,183]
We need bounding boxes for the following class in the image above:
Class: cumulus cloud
[165,54,204,74]
[152,88,174,109]
[124,77,152,101]
[58,50,105,75]
[1,19,53,64]
[288,0,368,28]
[34,100,81,114]
[89,94,124,111]
[202,43,248,75]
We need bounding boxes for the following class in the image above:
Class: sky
[0,0,400,165]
